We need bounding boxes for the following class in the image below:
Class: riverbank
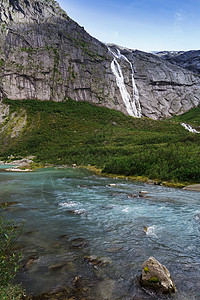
[0,156,52,172]
[80,165,195,189]
[1,158,199,190]
[183,184,200,191]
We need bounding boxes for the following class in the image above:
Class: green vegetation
[1,99,200,185]
[148,277,159,283]
[171,105,200,126]
[0,207,24,299]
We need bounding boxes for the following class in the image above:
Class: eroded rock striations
[156,50,200,75]
[0,0,200,121]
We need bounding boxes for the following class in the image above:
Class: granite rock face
[0,0,200,120]
[156,50,200,75]
[117,46,200,119]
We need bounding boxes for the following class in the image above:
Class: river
[0,166,199,299]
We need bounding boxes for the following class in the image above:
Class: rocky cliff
[156,50,200,75]
[0,0,200,121]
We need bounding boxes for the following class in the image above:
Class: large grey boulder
[140,256,176,294]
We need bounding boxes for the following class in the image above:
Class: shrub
[0,208,25,299]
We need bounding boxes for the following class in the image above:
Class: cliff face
[0,0,200,121]
[156,50,200,75]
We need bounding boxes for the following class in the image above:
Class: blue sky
[57,0,200,52]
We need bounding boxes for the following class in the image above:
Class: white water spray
[108,47,142,118]
[181,123,200,133]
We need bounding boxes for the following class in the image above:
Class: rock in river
[140,256,176,294]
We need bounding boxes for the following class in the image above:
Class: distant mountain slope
[156,50,200,75]
[0,0,200,120]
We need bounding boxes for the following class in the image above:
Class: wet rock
[84,255,111,268]
[143,226,148,233]
[140,256,176,294]
[101,205,114,210]
[32,276,89,300]
[140,191,148,194]
[146,180,161,185]
[24,230,38,235]
[195,214,200,221]
[24,255,39,270]
[0,201,19,207]
[48,262,68,272]
[139,191,148,198]
[97,278,115,299]
[79,185,89,188]
[70,237,88,248]
[106,246,123,253]
[127,194,138,198]
[183,184,200,191]
[50,242,63,249]
[67,209,86,215]
[139,194,148,198]
[59,234,69,240]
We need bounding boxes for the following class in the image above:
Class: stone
[67,209,86,215]
[59,234,69,240]
[140,256,176,294]
[24,255,39,270]
[84,255,111,267]
[0,201,19,207]
[48,262,68,272]
[183,184,200,191]
[106,246,123,253]
[139,194,148,198]
[70,237,88,248]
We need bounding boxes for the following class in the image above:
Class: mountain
[0,0,200,121]
[155,50,200,75]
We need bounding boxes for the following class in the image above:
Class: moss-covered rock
[140,256,176,294]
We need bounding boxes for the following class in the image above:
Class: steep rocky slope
[156,50,200,75]
[0,0,200,123]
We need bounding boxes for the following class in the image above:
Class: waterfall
[181,122,200,133]
[108,47,142,118]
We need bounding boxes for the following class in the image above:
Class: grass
[1,98,200,185]
[171,105,200,126]
[0,208,25,299]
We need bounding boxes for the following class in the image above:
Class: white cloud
[173,10,185,33]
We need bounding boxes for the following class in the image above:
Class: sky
[57,0,200,52]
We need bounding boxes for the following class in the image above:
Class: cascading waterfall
[181,122,200,133]
[108,47,142,118]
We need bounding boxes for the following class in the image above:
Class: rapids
[0,166,199,299]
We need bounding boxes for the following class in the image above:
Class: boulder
[140,256,176,294]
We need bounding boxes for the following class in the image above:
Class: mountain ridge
[155,50,200,75]
[0,0,200,121]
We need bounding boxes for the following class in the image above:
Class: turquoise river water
[0,166,199,299]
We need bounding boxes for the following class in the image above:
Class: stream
[0,166,199,299]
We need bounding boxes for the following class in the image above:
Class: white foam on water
[108,47,141,118]
[59,201,77,207]
[121,207,130,213]
[72,209,86,215]
[145,225,158,238]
